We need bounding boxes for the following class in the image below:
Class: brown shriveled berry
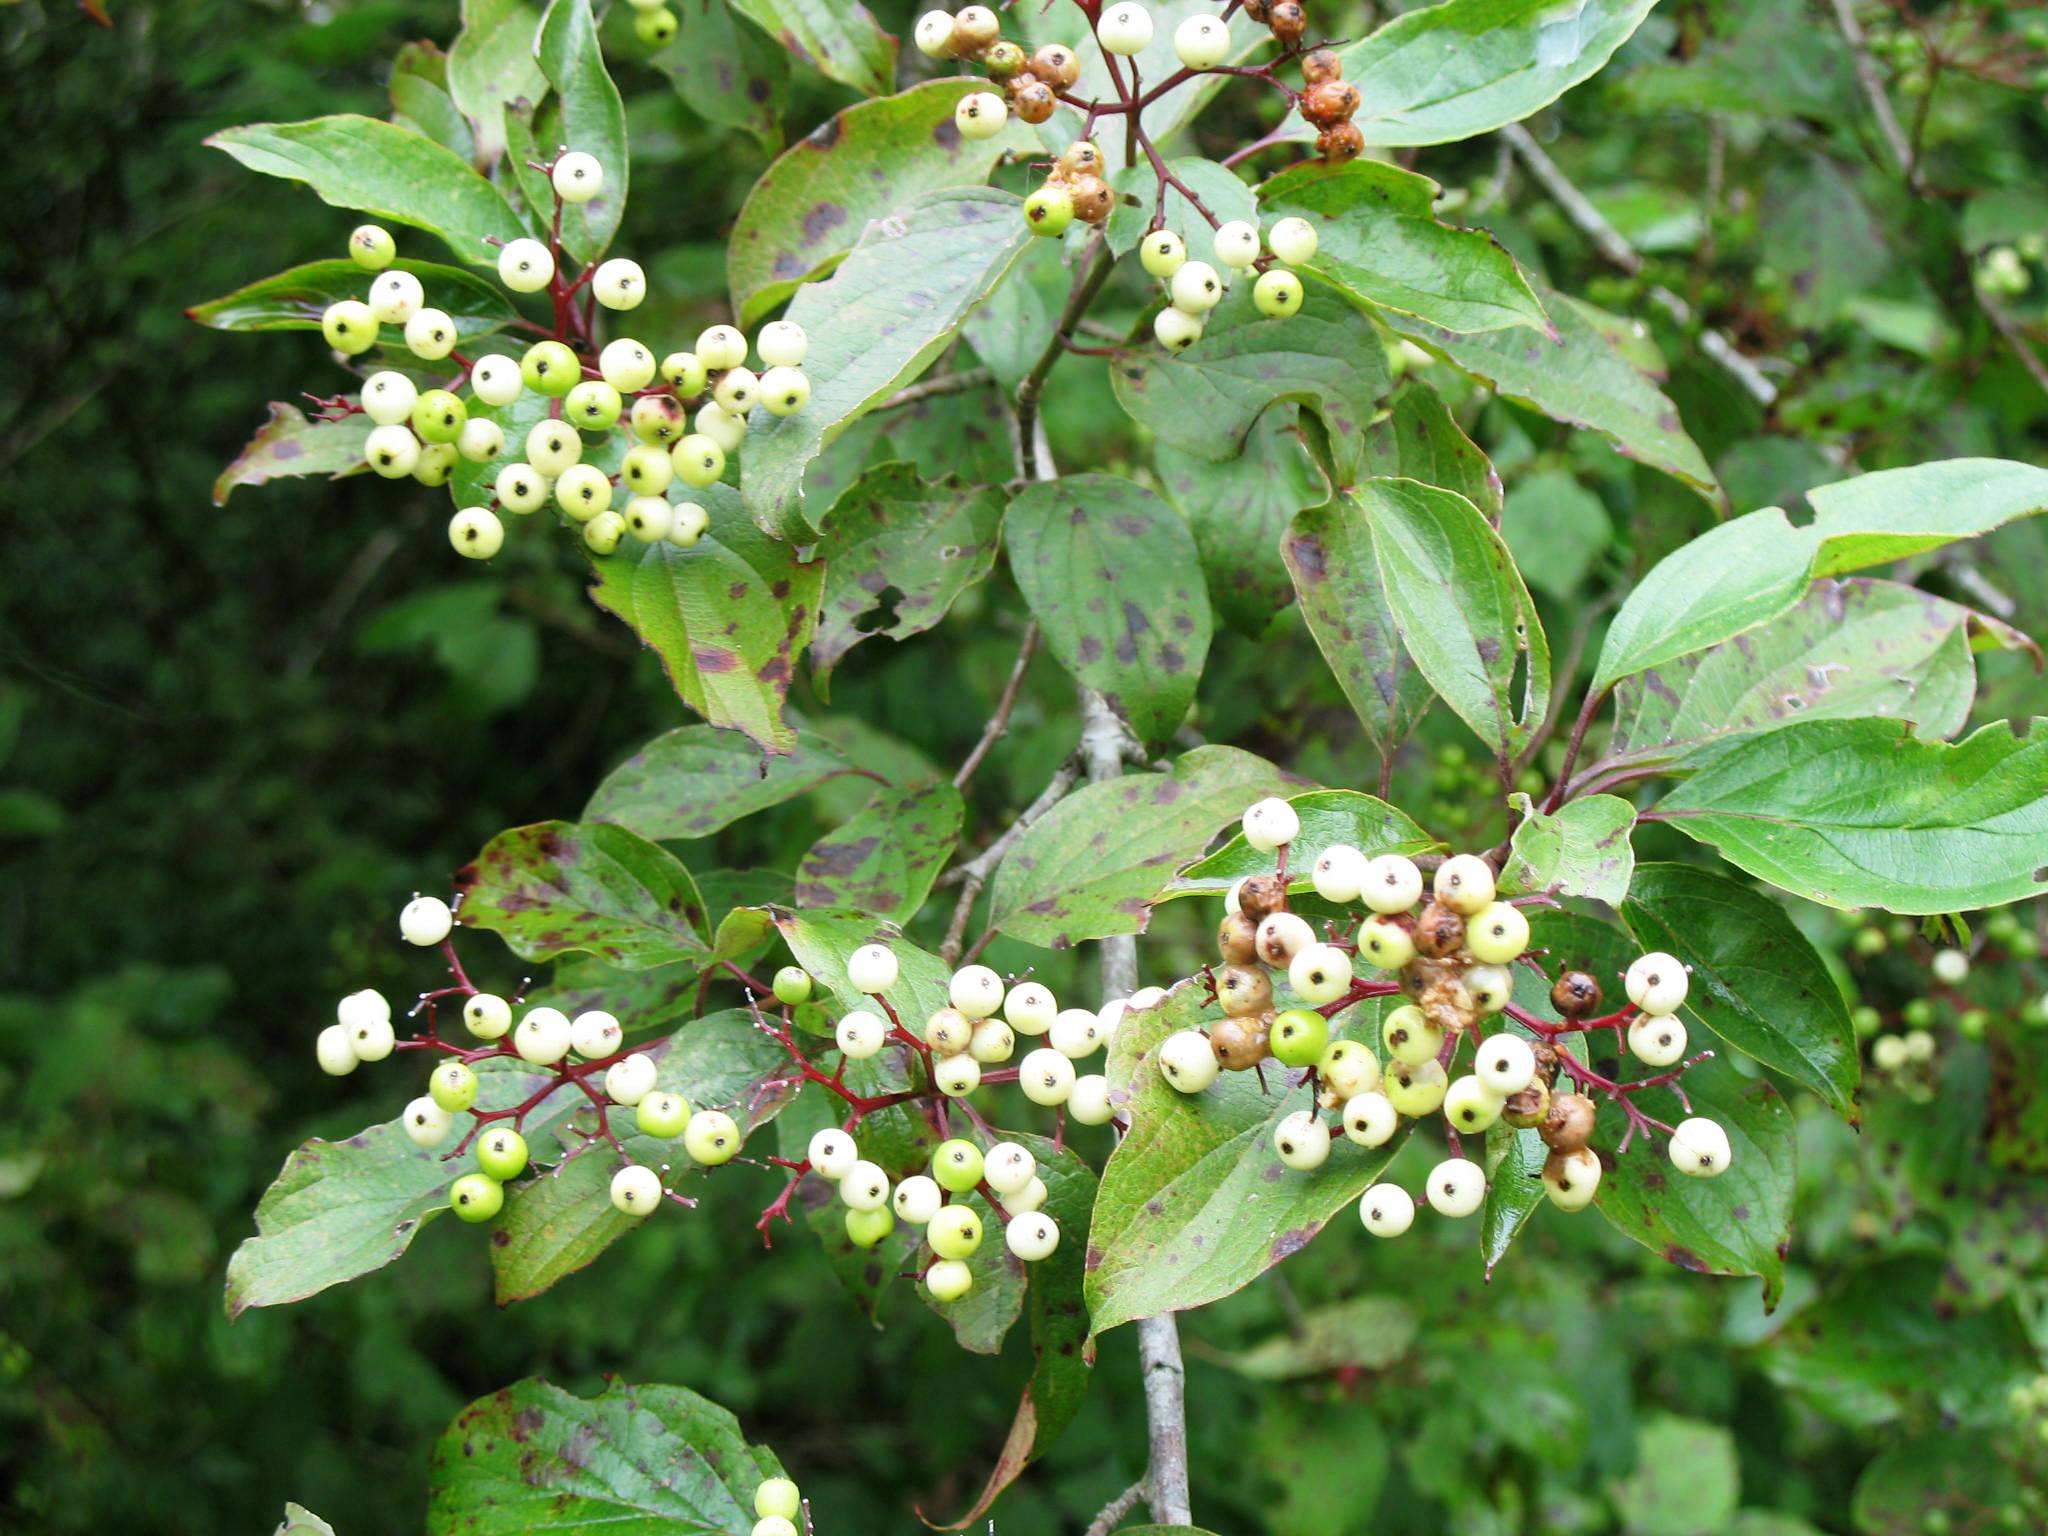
[1012,80,1058,124]
[1217,911,1260,964]
[1503,1078,1551,1130]
[1216,963,1275,1017]
[1056,140,1104,179]
[1412,901,1466,959]
[1210,1014,1273,1071]
[949,4,1001,56]
[1317,122,1365,163]
[1236,873,1288,922]
[1551,970,1602,1019]
[1539,1091,1596,1153]
[1268,1,1308,46]
[1031,43,1081,89]
[1300,48,1343,85]
[1529,1037,1562,1085]
[1069,173,1114,224]
[1300,79,1361,128]
[1241,0,1272,21]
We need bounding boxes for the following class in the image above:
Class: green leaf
[811,462,1005,688]
[1594,1053,1796,1308]
[213,403,370,506]
[990,746,1299,950]
[1655,718,2048,913]
[1108,156,1258,259]
[794,780,961,920]
[584,724,849,842]
[726,79,1037,325]
[1282,498,1434,761]
[1337,0,1661,146]
[1004,473,1212,746]
[1258,161,1548,335]
[1380,287,1720,503]
[1159,406,1330,637]
[1358,382,1502,519]
[188,257,517,336]
[1594,459,2048,689]
[1362,478,1552,763]
[653,1,789,155]
[1503,793,1635,903]
[1612,1417,1740,1536]
[1500,468,1612,598]
[391,50,475,163]
[1618,863,1859,1119]
[741,186,1032,539]
[207,115,527,262]
[489,1009,795,1302]
[447,0,549,169]
[1208,1296,1418,1379]
[426,1378,786,1533]
[1086,985,1409,1337]
[276,1502,337,1536]
[764,906,952,1024]
[1850,1434,2026,1535]
[1605,578,2020,766]
[1164,788,1437,901]
[224,1061,587,1316]
[455,819,711,970]
[1111,285,1390,477]
[588,489,825,756]
[728,0,895,95]
[535,0,627,265]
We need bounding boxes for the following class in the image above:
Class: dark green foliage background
[3,1,2046,1533]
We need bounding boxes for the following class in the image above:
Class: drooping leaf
[1112,285,1390,478]
[1502,793,1636,904]
[1358,382,1502,520]
[811,462,1005,688]
[1362,478,1552,763]
[1282,499,1435,760]
[989,746,1300,950]
[741,186,1033,539]
[447,0,548,168]
[189,257,518,337]
[1258,160,1549,335]
[1004,473,1212,745]
[1338,0,1662,146]
[426,1378,786,1534]
[653,1,790,155]
[223,1060,587,1316]
[1594,459,2048,689]
[1085,985,1410,1337]
[1594,1052,1796,1308]
[454,820,711,970]
[584,724,850,842]
[1620,863,1860,1119]
[728,0,895,96]
[213,403,371,505]
[1108,156,1259,259]
[1606,578,2021,767]
[727,79,1037,324]
[1654,718,2048,913]
[1379,287,1720,502]
[587,487,825,755]
[794,780,961,920]
[535,0,627,265]
[208,115,528,262]
[1163,789,1436,901]
[1159,406,1331,637]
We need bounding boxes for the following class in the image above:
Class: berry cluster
[1293,46,1364,163]
[915,8,1078,130]
[314,892,744,1226]
[309,151,811,563]
[1022,139,1116,238]
[1139,213,1320,350]
[1155,798,1734,1239]
[745,1476,807,1536]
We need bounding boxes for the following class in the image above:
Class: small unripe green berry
[1025,186,1076,237]
[411,389,467,445]
[927,1203,983,1259]
[430,1060,479,1113]
[683,1108,741,1165]
[349,224,397,271]
[924,1257,973,1301]
[932,1138,984,1193]
[321,300,378,355]
[634,6,677,45]
[1270,1007,1329,1067]
[636,1090,689,1138]
[475,1128,528,1181]
[1253,268,1304,318]
[755,1479,802,1523]
[565,380,623,430]
[671,435,726,488]
[521,340,581,396]
[771,966,812,1005]
[449,1173,504,1223]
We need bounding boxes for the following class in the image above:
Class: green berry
[521,340,581,397]
[634,5,677,45]
[844,1205,895,1248]
[565,380,623,430]
[636,1090,689,1138]
[582,509,627,555]
[320,300,378,355]
[671,434,726,487]
[411,389,468,445]
[932,1138,984,1193]
[430,1060,479,1112]
[772,966,813,1006]
[1252,267,1304,318]
[661,351,709,394]
[755,1479,802,1523]
[1024,186,1076,238]
[476,1128,529,1181]
[349,224,397,271]
[1270,1007,1329,1067]
[684,1108,741,1165]
[924,1258,973,1302]
[414,443,459,487]
[620,443,674,495]
[927,1203,983,1259]
[449,1173,504,1223]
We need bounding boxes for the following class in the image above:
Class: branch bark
[937,756,1079,965]
[1827,0,1917,184]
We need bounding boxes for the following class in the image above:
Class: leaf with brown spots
[794,779,961,921]
[1004,473,1214,746]
[456,819,711,971]
[727,78,1038,324]
[587,483,824,755]
[810,462,1005,690]
[1502,791,1636,905]
[728,0,894,97]
[584,723,850,843]
[425,1377,787,1534]
[652,0,790,156]
[1257,159,1550,336]
[1084,984,1409,1339]
[212,402,371,506]
[988,746,1301,950]
[1358,381,1502,521]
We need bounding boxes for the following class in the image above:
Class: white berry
[604,1052,658,1106]
[361,371,418,426]
[1310,843,1368,903]
[1342,1091,1398,1147]
[1020,1046,1077,1106]
[470,354,523,406]
[592,258,645,310]
[846,943,898,994]
[758,366,810,416]
[1628,1013,1688,1067]
[448,507,503,560]
[1153,306,1204,352]
[315,1023,359,1076]
[1669,1116,1732,1177]
[611,1164,662,1215]
[1268,216,1319,265]
[1544,1147,1602,1211]
[1443,1074,1505,1133]
[1139,228,1187,279]
[1932,948,1970,985]
[399,895,452,946]
[1288,943,1354,1006]
[405,309,456,361]
[913,10,954,58]
[696,324,747,370]
[755,320,808,368]
[955,91,1007,140]
[552,152,604,203]
[513,1006,573,1066]
[403,1095,453,1148]
[1213,220,1261,269]
[498,238,554,292]
[949,964,1005,1019]
[969,1018,1016,1063]
[1169,260,1224,314]
[599,337,657,392]
[1433,854,1496,914]
[364,424,420,479]
[934,1053,982,1096]
[1069,1073,1115,1124]
[1241,796,1299,850]
[1625,952,1690,1015]
[1256,910,1315,965]
[367,269,423,324]
[463,993,512,1040]
[1049,1007,1106,1059]
[1007,1175,1049,1214]
[1362,854,1424,913]
[1274,1110,1331,1170]
[337,989,390,1030]
[1098,1,1154,55]
[839,1159,891,1211]
[456,418,504,463]
[1158,1029,1220,1093]
[1465,965,1515,1016]
[835,1009,886,1058]
[893,1174,943,1225]
[1360,1182,1415,1237]
[984,1141,1037,1195]
[1475,1034,1537,1095]
[1426,1157,1486,1217]
[570,1010,622,1059]
[1173,13,1230,68]
[1006,1212,1060,1262]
